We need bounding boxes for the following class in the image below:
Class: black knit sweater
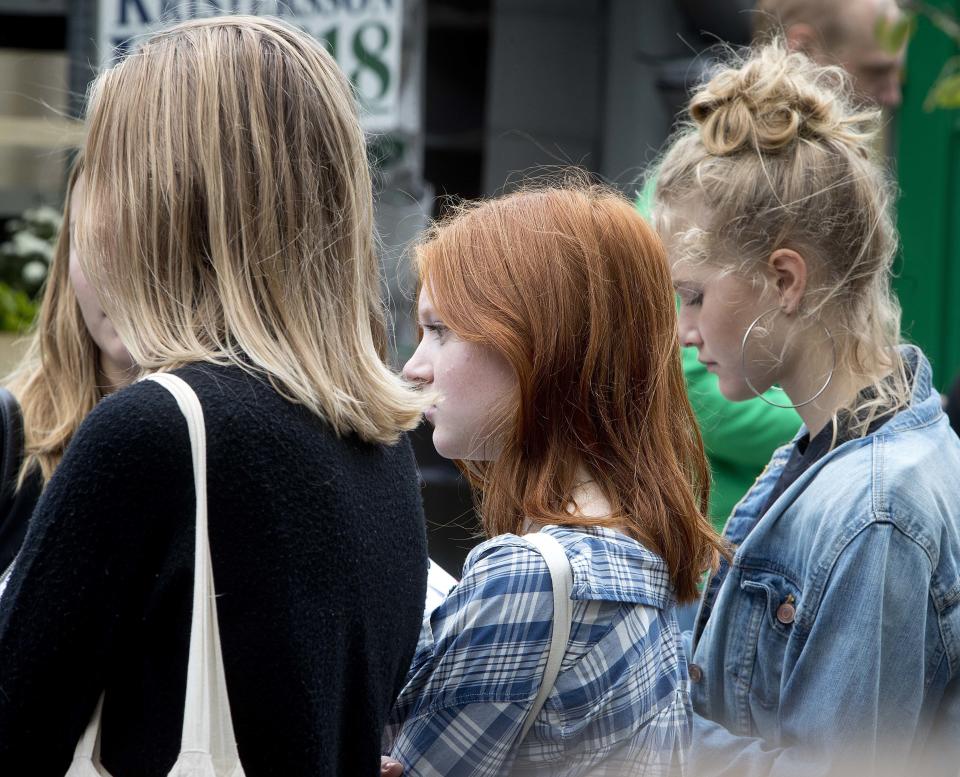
[0,362,428,776]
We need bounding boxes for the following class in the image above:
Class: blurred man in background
[754,0,906,109]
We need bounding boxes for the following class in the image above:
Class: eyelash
[677,290,703,307]
[422,323,447,337]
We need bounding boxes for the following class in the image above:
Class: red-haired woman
[384,181,724,776]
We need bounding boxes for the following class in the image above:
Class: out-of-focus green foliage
[925,59,960,108]
[0,285,39,333]
[0,204,60,332]
[877,12,917,53]
[891,2,960,110]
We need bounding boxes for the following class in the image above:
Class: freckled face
[672,261,783,402]
[402,287,518,461]
[68,176,135,373]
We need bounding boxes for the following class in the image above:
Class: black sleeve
[0,387,38,573]
[0,380,192,772]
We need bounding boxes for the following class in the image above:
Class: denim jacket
[688,347,960,776]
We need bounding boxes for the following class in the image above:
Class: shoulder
[874,417,960,562]
[430,534,554,641]
[38,377,192,504]
[813,415,960,538]
[876,416,960,504]
[23,377,196,559]
[164,361,418,472]
[414,535,555,707]
[459,527,673,608]
[790,421,960,576]
[74,376,185,459]
[457,533,552,600]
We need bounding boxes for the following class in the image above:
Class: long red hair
[415,180,722,601]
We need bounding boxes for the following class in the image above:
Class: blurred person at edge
[382,180,725,777]
[0,161,135,594]
[0,15,428,776]
[636,0,907,534]
[652,41,960,776]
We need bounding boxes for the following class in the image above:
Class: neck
[522,465,616,534]
[98,351,133,395]
[781,370,852,438]
[568,467,611,520]
[778,343,888,438]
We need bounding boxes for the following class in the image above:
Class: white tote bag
[65,373,245,777]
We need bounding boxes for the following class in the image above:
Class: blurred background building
[1,0,958,573]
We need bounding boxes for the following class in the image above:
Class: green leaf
[0,282,38,332]
[920,2,960,42]
[876,12,916,53]
[927,72,960,109]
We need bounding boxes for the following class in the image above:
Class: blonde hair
[77,15,423,444]
[416,180,724,603]
[7,161,104,484]
[652,41,910,436]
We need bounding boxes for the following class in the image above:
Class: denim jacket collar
[723,345,936,548]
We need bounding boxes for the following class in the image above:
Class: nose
[869,65,902,110]
[880,79,902,110]
[680,327,703,349]
[677,308,703,349]
[402,340,433,386]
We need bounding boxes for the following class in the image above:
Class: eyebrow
[417,301,435,316]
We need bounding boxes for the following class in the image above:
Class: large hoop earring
[739,306,836,409]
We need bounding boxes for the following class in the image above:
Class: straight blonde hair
[7,161,104,484]
[77,16,423,444]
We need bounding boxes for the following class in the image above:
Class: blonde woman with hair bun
[0,16,428,775]
[653,41,960,775]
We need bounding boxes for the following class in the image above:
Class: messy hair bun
[689,43,874,155]
[652,40,907,439]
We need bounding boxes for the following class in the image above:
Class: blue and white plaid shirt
[384,525,690,776]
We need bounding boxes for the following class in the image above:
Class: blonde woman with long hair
[0,16,428,775]
[653,42,960,775]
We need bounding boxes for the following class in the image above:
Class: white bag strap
[518,531,573,742]
[65,695,106,776]
[66,373,244,777]
[145,373,243,775]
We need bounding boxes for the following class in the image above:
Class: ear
[785,23,820,56]
[767,248,807,315]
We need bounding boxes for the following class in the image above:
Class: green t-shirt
[681,344,800,526]
[635,181,801,529]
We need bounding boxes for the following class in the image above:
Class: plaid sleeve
[388,539,555,777]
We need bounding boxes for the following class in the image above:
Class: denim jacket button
[689,663,703,683]
[776,602,796,625]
